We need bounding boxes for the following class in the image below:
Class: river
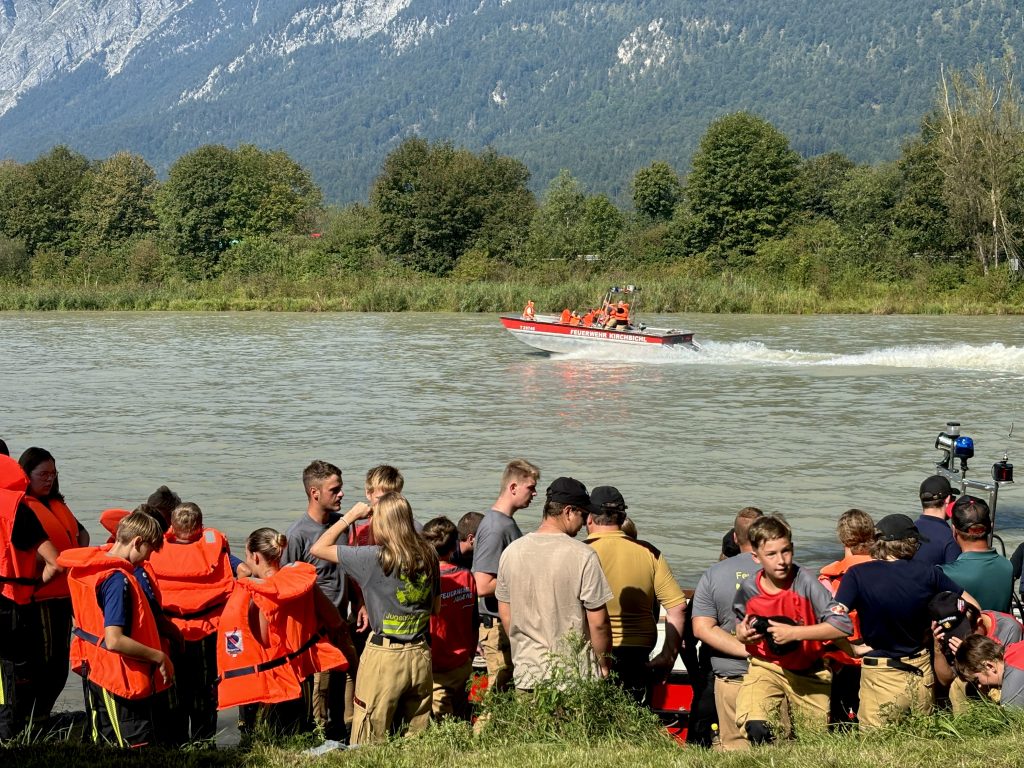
[3,311,1024,586]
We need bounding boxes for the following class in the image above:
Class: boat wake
[554,341,1024,374]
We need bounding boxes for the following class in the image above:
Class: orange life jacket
[60,546,170,700]
[25,495,79,600]
[522,302,535,320]
[0,457,38,605]
[559,309,571,324]
[613,304,629,321]
[148,528,234,641]
[99,508,131,544]
[818,554,871,666]
[582,312,595,327]
[216,561,347,709]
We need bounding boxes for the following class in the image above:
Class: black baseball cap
[951,495,992,535]
[591,485,628,512]
[875,513,930,542]
[546,477,599,514]
[928,591,973,642]
[920,475,957,503]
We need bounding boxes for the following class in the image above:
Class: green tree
[527,170,587,261]
[679,112,801,260]
[892,124,962,262]
[228,144,323,237]
[74,152,158,253]
[580,195,625,254]
[632,161,682,221]
[370,138,534,275]
[157,145,239,279]
[935,64,1024,273]
[796,151,855,219]
[0,147,90,257]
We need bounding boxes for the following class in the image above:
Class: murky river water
[3,311,1024,586]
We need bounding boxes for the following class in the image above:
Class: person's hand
[849,643,872,657]
[947,635,963,655]
[345,502,373,522]
[356,605,370,632]
[736,616,762,644]
[157,652,174,685]
[766,619,801,645]
[646,648,677,679]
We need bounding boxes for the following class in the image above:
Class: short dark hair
[0,439,8,457]
[146,485,181,518]
[457,512,484,541]
[303,460,342,495]
[422,516,459,558]
[733,507,764,547]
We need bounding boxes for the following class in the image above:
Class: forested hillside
[0,0,1021,202]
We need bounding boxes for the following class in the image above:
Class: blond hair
[837,509,874,554]
[116,511,164,549]
[371,493,439,580]
[246,527,288,566]
[365,464,404,495]
[500,458,540,491]
[170,502,203,541]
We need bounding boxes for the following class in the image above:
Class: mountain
[0,0,1020,203]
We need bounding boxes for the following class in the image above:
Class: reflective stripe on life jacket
[0,457,38,605]
[148,528,234,641]
[25,495,80,600]
[59,546,169,700]
[216,561,347,709]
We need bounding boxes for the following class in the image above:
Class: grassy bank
[8,706,1024,768]
[2,262,1023,314]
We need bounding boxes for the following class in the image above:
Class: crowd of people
[0,440,1021,751]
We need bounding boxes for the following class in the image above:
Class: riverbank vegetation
[2,65,1024,314]
[6,682,1024,768]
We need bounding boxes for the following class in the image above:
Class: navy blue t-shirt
[97,568,161,630]
[836,558,963,657]
[912,515,961,567]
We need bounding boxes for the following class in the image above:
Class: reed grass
[1,264,1023,314]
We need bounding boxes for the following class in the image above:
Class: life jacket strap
[221,627,328,680]
[163,598,228,621]
[72,626,108,649]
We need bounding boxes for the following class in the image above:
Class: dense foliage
[2,67,1024,308]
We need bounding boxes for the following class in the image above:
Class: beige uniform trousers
[712,676,749,751]
[479,622,514,692]
[858,650,933,728]
[431,660,474,720]
[735,657,829,739]
[350,637,432,745]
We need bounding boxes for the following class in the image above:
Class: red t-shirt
[430,562,478,672]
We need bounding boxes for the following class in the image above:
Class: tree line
[0,64,1021,294]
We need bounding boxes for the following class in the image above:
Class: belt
[862,649,929,677]
[369,633,428,647]
[221,627,327,680]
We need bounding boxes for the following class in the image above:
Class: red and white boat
[500,286,700,354]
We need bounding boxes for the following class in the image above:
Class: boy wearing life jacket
[817,508,874,727]
[422,516,478,720]
[148,503,234,743]
[60,512,172,748]
[955,635,1024,708]
[733,515,854,744]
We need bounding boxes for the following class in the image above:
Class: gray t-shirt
[472,509,522,618]
[283,511,346,611]
[690,552,757,678]
[1002,657,1024,708]
[335,545,438,641]
[496,532,613,690]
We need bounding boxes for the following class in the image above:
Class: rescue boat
[501,286,700,355]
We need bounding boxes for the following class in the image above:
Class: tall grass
[2,261,1024,314]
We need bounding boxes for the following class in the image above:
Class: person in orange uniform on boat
[61,512,172,748]
[0,455,62,739]
[18,447,89,727]
[604,301,630,329]
[218,527,348,736]
[148,502,235,743]
[310,493,440,744]
[581,310,596,327]
[522,301,536,321]
[569,312,581,326]
[559,308,572,324]
[817,509,874,728]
